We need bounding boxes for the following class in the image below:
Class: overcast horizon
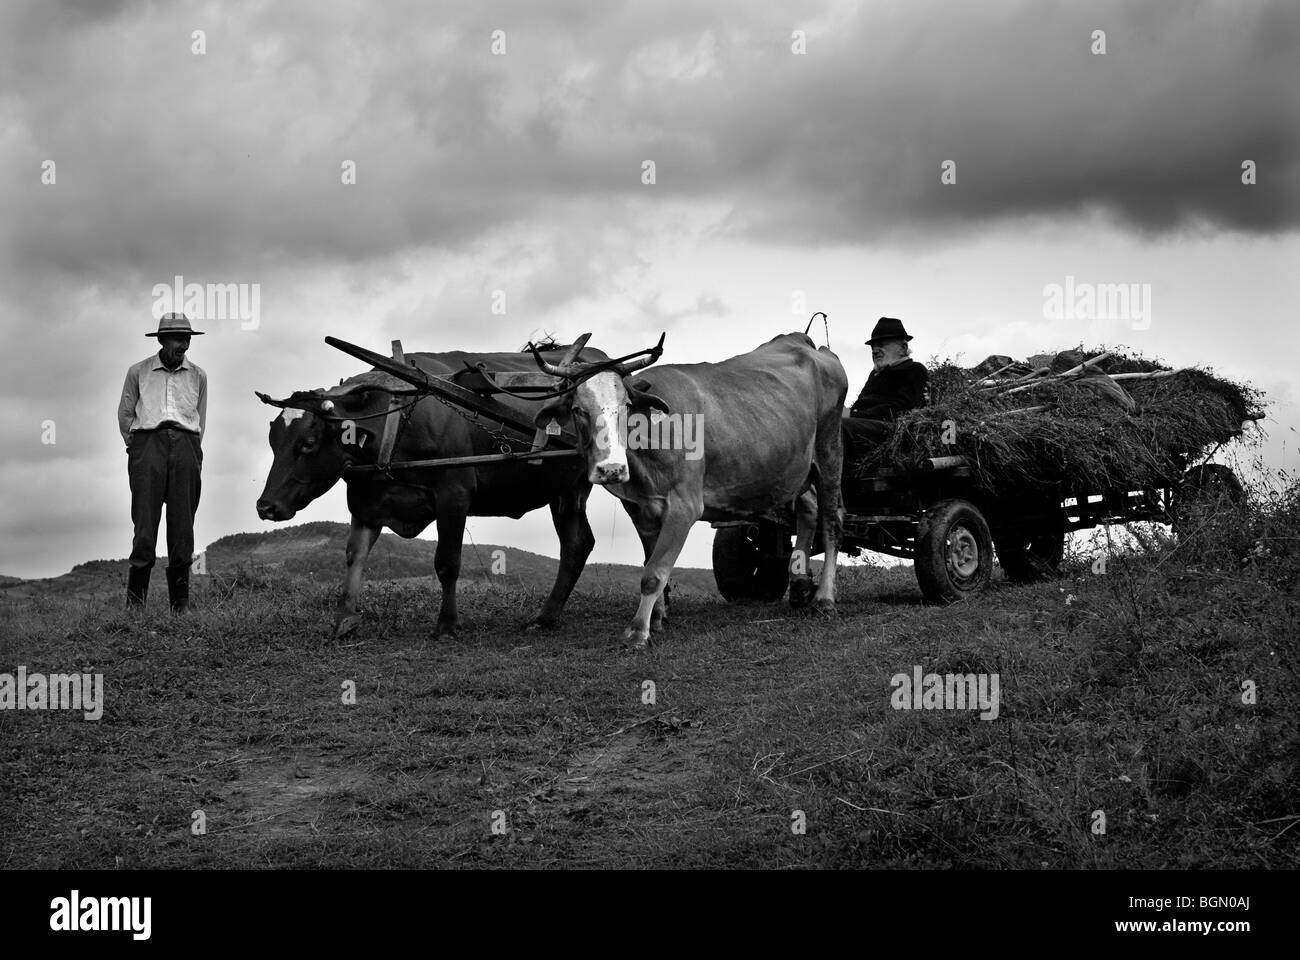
[2,0,1297,580]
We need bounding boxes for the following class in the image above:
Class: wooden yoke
[473,369,567,465]
[323,334,581,457]
[376,340,408,471]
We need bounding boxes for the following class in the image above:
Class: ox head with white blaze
[254,377,409,520]
[530,333,669,485]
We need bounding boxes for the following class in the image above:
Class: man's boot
[166,564,191,614]
[126,566,150,608]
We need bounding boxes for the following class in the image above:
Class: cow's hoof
[332,615,360,639]
[789,577,816,609]
[622,627,651,651]
[434,618,459,641]
[812,599,838,618]
[522,615,558,634]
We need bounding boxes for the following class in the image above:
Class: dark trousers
[128,427,202,574]
[842,417,894,458]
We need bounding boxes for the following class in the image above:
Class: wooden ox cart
[711,455,1245,605]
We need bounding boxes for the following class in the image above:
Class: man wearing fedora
[117,312,207,612]
[842,317,928,458]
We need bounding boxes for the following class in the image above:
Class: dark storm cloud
[751,0,1300,239]
[2,0,1293,289]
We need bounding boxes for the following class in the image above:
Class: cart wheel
[1171,464,1245,537]
[993,511,1066,583]
[712,523,792,602]
[915,499,994,603]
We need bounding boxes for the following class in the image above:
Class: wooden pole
[1109,369,1185,381]
[1054,351,1114,378]
[323,335,576,447]
[987,404,1050,417]
[976,367,1048,391]
[997,352,1114,397]
[922,455,969,471]
[345,449,581,473]
[971,362,1022,386]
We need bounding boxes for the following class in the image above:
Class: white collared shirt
[118,353,208,443]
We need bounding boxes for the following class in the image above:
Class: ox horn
[323,372,418,398]
[256,390,310,409]
[531,332,593,378]
[618,332,666,375]
[559,332,592,366]
[255,390,326,412]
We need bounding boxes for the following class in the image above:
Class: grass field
[2,496,1297,869]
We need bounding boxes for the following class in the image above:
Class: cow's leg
[431,508,467,640]
[624,496,696,649]
[526,484,595,630]
[634,528,672,633]
[621,501,669,633]
[789,489,819,608]
[640,530,670,632]
[812,410,845,612]
[431,509,467,634]
[334,517,380,638]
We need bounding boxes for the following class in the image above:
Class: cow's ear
[534,397,571,429]
[628,381,670,415]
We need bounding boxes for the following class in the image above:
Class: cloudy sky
[1,0,1296,579]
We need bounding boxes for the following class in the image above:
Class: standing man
[842,317,928,458]
[117,313,207,612]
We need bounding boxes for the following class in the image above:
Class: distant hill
[0,521,721,600]
[206,521,720,594]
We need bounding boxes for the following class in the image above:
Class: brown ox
[255,342,607,639]
[531,332,847,647]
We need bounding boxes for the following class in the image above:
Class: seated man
[842,317,928,457]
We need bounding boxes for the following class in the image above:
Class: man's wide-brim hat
[866,316,912,345]
[147,312,204,337]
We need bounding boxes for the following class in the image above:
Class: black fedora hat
[865,317,912,345]
[146,312,204,337]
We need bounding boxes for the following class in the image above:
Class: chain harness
[427,389,525,456]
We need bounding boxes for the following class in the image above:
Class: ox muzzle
[591,458,630,485]
[256,498,295,521]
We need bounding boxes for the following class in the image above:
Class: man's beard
[874,352,905,372]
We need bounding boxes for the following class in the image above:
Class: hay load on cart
[712,347,1266,606]
[849,347,1265,496]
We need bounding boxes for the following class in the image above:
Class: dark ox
[255,344,608,639]
[532,332,848,647]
